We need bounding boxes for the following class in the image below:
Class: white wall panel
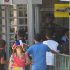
[0,0,42,4]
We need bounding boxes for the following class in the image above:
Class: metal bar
[5,5,10,59]
[35,5,40,34]
[27,0,34,45]
[54,54,70,70]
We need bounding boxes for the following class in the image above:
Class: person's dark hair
[45,31,52,38]
[14,45,25,53]
[34,34,42,42]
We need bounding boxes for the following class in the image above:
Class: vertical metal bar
[35,5,40,34]
[68,56,70,70]
[5,5,10,59]
[65,56,66,70]
[2,6,6,40]
[54,54,57,70]
[66,2,70,70]
[13,5,17,33]
[27,0,34,45]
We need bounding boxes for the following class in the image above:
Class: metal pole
[35,5,40,34]
[2,6,6,40]
[27,0,34,45]
[5,5,10,59]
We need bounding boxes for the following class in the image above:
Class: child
[12,40,28,53]
[9,45,30,70]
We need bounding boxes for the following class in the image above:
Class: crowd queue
[0,27,69,70]
[0,13,69,70]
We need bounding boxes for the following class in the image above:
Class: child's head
[15,45,25,54]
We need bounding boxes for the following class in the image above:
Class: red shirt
[12,54,27,67]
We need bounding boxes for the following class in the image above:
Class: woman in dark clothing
[0,52,7,70]
[0,35,6,70]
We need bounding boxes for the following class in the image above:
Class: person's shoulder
[28,44,34,49]
[47,40,57,42]
[34,42,44,47]
[29,42,42,48]
[43,40,47,44]
[41,43,50,50]
[43,40,58,44]
[50,40,58,43]
[43,40,51,45]
[41,42,48,47]
[43,40,59,48]
[61,35,66,40]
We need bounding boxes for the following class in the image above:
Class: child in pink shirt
[9,45,30,70]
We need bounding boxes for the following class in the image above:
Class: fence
[54,54,70,70]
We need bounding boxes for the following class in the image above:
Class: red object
[13,54,27,67]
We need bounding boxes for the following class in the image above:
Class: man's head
[34,34,42,43]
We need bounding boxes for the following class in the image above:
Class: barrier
[54,54,70,70]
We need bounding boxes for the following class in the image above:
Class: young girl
[12,40,28,53]
[9,45,30,70]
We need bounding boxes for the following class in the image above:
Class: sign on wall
[54,4,70,17]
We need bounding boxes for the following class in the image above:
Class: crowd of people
[9,29,69,70]
[0,27,69,70]
[8,30,59,70]
[9,27,69,70]
[0,13,69,70]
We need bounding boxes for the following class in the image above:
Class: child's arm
[9,54,14,70]
[25,53,31,65]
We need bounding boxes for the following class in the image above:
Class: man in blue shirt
[26,34,57,70]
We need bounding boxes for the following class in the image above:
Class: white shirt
[43,40,59,65]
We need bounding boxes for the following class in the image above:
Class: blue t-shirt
[27,42,51,70]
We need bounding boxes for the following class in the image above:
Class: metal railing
[54,54,70,70]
